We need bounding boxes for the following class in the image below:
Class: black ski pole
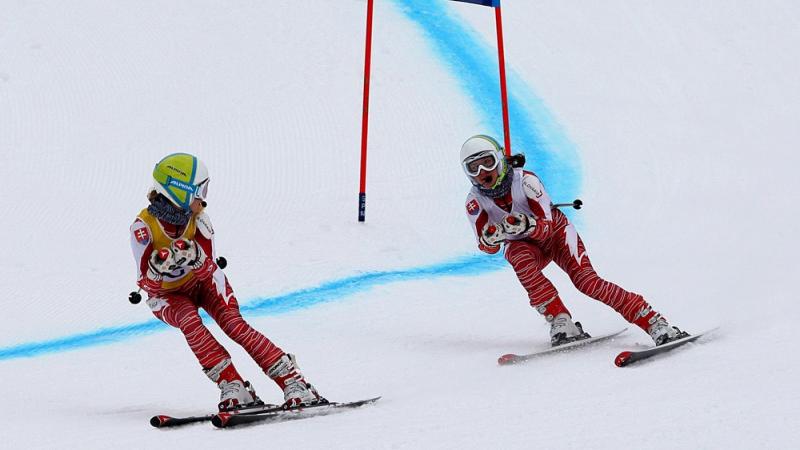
[128,256,228,304]
[552,199,583,210]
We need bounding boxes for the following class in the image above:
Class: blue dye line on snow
[390,0,582,201]
[0,254,507,361]
[0,4,583,361]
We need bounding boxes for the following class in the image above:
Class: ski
[150,402,280,428]
[614,327,720,367]
[211,396,381,428]
[498,328,628,366]
[150,413,215,428]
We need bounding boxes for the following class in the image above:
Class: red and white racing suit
[130,208,284,378]
[465,168,663,331]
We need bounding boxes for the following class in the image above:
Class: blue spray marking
[0,3,582,361]
[389,0,581,201]
[0,254,507,361]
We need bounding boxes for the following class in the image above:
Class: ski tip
[498,354,518,365]
[614,351,632,367]
[335,396,382,408]
[150,415,169,428]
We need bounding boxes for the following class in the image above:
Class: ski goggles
[155,174,210,206]
[463,151,501,177]
[194,179,209,201]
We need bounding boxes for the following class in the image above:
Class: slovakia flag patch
[467,199,480,216]
[134,226,150,245]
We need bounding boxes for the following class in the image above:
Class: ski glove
[171,239,203,269]
[148,247,178,277]
[501,212,536,237]
[480,222,507,247]
[171,239,216,281]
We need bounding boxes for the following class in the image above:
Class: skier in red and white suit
[461,135,686,346]
[130,153,325,411]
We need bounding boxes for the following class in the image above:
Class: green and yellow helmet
[151,153,210,210]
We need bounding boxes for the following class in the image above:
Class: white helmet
[460,135,507,186]
[151,153,210,210]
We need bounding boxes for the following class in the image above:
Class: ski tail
[150,414,214,428]
[212,397,381,428]
[150,402,281,428]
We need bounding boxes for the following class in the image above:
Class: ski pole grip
[129,289,142,304]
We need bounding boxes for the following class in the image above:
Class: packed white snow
[1,1,798,448]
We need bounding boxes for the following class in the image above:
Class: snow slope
[1,0,798,448]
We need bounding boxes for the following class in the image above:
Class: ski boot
[204,358,263,412]
[648,319,690,346]
[550,313,591,347]
[267,353,327,409]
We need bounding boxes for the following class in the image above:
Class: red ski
[212,397,381,428]
[150,402,280,428]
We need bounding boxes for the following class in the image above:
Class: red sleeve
[136,247,165,296]
[474,210,501,254]
[479,242,501,254]
[194,232,214,259]
[526,200,552,241]
[138,242,153,282]
[131,219,162,295]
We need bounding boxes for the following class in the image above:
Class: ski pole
[128,257,228,304]
[552,199,583,210]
